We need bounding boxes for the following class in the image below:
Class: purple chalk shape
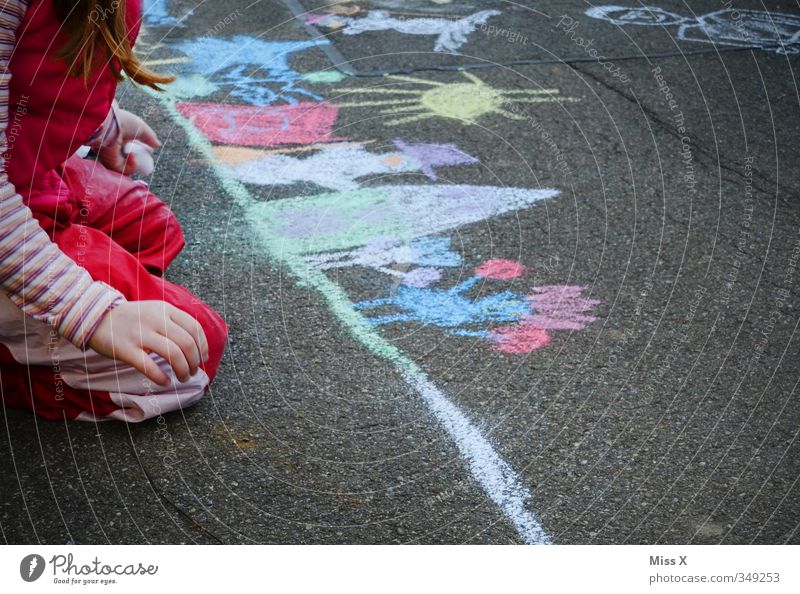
[393,139,479,180]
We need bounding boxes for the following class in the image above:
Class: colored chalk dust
[336,71,579,126]
[350,255,600,354]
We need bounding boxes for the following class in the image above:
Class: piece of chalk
[123,140,155,176]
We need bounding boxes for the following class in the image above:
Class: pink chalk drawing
[175,101,346,147]
[475,258,528,280]
[487,285,600,354]
[524,285,601,330]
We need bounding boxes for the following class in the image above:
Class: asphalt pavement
[1,0,798,545]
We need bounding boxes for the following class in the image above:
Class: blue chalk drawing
[143,0,186,27]
[354,275,529,336]
[173,36,330,105]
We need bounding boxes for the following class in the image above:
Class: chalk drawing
[325,0,459,14]
[221,140,477,190]
[393,139,478,180]
[154,94,553,545]
[488,323,551,353]
[163,75,220,100]
[251,184,559,255]
[522,285,601,331]
[354,273,529,331]
[305,236,463,279]
[174,36,330,105]
[353,258,526,332]
[212,143,367,165]
[141,57,192,67]
[313,9,501,53]
[337,71,578,126]
[488,285,600,354]
[371,0,458,6]
[175,101,345,147]
[400,267,443,288]
[475,258,527,280]
[143,0,187,27]
[354,258,599,351]
[586,6,800,54]
[302,70,348,84]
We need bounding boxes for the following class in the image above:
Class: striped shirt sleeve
[0,0,126,349]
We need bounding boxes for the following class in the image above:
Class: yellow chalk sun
[336,71,578,126]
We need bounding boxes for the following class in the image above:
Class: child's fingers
[161,322,201,375]
[132,119,160,149]
[170,308,209,362]
[143,333,192,382]
[123,344,170,386]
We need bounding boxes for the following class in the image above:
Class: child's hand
[88,301,209,386]
[97,107,161,176]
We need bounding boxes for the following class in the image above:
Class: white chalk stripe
[403,370,550,544]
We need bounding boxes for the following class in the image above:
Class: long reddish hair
[53,0,172,90]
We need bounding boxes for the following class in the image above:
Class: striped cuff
[55,281,126,350]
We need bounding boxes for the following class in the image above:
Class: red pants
[0,156,228,422]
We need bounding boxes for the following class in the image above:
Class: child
[0,0,228,422]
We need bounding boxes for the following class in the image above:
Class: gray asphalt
[1,0,798,544]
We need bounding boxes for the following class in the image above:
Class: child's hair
[53,0,173,90]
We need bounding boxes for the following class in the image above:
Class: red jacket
[6,0,142,215]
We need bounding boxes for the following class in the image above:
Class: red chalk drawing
[475,258,527,280]
[488,324,551,354]
[175,101,345,147]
